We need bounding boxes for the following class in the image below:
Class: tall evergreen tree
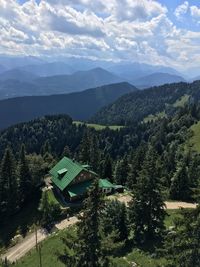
[1,148,18,216]
[18,145,32,204]
[102,200,129,242]
[62,145,71,158]
[129,146,166,244]
[169,160,191,201]
[165,204,200,267]
[114,156,129,185]
[79,130,91,163]
[39,191,52,226]
[76,179,105,267]
[89,134,100,172]
[102,154,113,182]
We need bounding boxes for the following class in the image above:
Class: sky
[1,0,200,70]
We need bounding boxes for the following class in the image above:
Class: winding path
[1,197,197,263]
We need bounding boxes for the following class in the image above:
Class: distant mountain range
[0,67,125,100]
[0,69,38,82]
[134,72,185,89]
[108,62,182,80]
[0,55,199,102]
[19,62,75,76]
[0,82,137,129]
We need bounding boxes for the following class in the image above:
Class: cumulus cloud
[174,1,189,20]
[0,0,200,69]
[190,5,200,18]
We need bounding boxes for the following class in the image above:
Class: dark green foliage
[165,205,200,267]
[169,161,191,201]
[114,156,129,185]
[129,146,166,244]
[0,148,18,218]
[61,145,71,158]
[38,191,61,226]
[18,145,32,204]
[101,154,113,181]
[59,179,106,267]
[102,200,129,242]
[0,81,136,129]
[91,80,200,125]
[76,179,104,267]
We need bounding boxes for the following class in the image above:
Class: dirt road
[1,229,48,263]
[109,194,197,209]
[1,215,78,263]
[1,196,197,263]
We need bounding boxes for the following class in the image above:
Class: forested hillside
[91,80,200,125]
[0,82,136,129]
[1,100,200,266]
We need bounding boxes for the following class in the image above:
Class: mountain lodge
[50,157,122,201]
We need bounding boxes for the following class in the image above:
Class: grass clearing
[143,111,166,123]
[173,94,190,108]
[188,121,200,153]
[73,121,124,131]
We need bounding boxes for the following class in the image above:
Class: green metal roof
[50,157,92,191]
[99,179,116,188]
[67,178,115,198]
[67,180,93,198]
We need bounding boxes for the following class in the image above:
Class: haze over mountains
[0,67,124,100]
[133,73,185,89]
[0,82,137,130]
[0,55,195,101]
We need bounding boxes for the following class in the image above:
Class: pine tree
[129,146,166,244]
[40,140,51,156]
[102,200,129,242]
[76,179,104,267]
[114,156,129,185]
[114,160,123,185]
[170,160,191,201]
[1,148,18,216]
[127,145,147,189]
[18,145,32,204]
[39,191,52,226]
[89,134,100,172]
[165,204,200,267]
[79,130,90,163]
[102,154,113,181]
[62,145,71,158]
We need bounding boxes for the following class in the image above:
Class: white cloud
[174,1,189,20]
[0,0,200,70]
[190,5,200,18]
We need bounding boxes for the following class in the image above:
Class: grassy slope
[173,94,190,108]
[12,210,180,267]
[73,121,123,131]
[188,121,200,152]
[143,111,166,123]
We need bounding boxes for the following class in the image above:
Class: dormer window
[57,168,68,179]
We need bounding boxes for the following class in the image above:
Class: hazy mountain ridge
[0,82,137,129]
[0,67,125,100]
[134,72,186,89]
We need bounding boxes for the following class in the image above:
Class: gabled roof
[67,178,116,198]
[50,157,96,191]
